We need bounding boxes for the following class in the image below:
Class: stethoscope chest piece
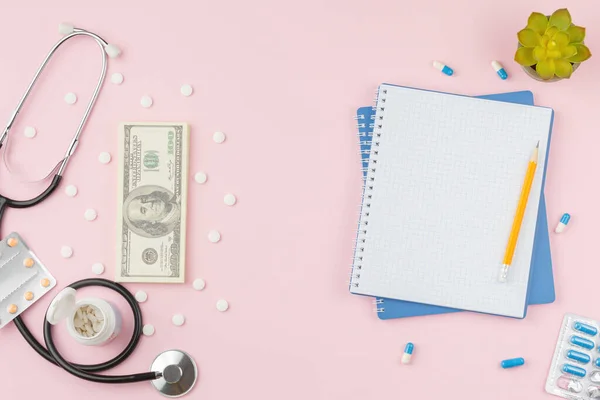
[151,350,198,398]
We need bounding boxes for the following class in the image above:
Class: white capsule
[193,278,206,291]
[60,245,73,258]
[65,185,78,197]
[224,193,237,206]
[194,172,207,184]
[213,131,226,143]
[24,126,36,138]
[91,263,105,275]
[216,299,229,312]
[208,230,221,243]
[84,209,98,221]
[180,84,193,96]
[135,290,148,303]
[172,314,185,326]
[98,152,111,164]
[143,324,155,336]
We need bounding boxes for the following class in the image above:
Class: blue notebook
[356,90,555,320]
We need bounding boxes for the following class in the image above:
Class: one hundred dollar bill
[116,122,189,283]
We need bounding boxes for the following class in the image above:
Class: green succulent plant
[515,9,591,80]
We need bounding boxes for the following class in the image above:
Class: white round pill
[213,131,226,143]
[111,72,124,85]
[65,185,78,197]
[24,126,36,138]
[91,263,105,275]
[143,324,155,336]
[98,152,111,164]
[135,290,148,303]
[224,193,237,206]
[172,314,185,326]
[64,92,77,105]
[84,209,97,221]
[192,278,206,291]
[208,230,221,243]
[194,172,207,184]
[60,246,73,258]
[180,84,193,96]
[141,96,153,108]
[216,299,229,312]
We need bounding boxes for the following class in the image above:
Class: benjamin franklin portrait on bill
[123,185,180,238]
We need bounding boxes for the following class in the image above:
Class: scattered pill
[7,237,18,247]
[501,357,525,369]
[135,290,148,303]
[567,350,590,364]
[433,60,453,76]
[140,95,153,108]
[194,172,207,184]
[180,84,193,96]
[558,375,584,392]
[7,304,17,314]
[491,60,508,80]
[24,126,37,138]
[41,278,50,288]
[574,321,597,336]
[65,185,78,197]
[172,314,185,326]
[143,324,155,336]
[213,131,226,143]
[401,342,414,364]
[208,230,221,243]
[84,209,98,221]
[216,299,229,312]
[563,364,586,377]
[23,258,34,268]
[224,193,237,206]
[60,246,73,258]
[571,335,595,350]
[111,72,124,85]
[64,92,77,105]
[91,263,105,275]
[192,278,206,291]
[556,213,571,233]
[98,152,111,164]
[24,291,34,301]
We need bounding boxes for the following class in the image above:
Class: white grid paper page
[350,85,552,318]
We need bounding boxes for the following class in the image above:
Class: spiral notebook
[350,84,554,318]
[356,91,555,320]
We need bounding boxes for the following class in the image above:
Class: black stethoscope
[3,23,197,397]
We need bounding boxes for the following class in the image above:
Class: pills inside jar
[73,305,105,338]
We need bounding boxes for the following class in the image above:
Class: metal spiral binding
[350,87,387,290]
[373,298,385,313]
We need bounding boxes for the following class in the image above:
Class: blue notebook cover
[356,90,555,320]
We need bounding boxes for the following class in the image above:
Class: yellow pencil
[499,142,539,283]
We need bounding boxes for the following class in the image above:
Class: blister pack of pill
[546,314,600,399]
[0,232,56,329]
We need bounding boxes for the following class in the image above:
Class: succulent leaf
[545,26,559,38]
[536,59,556,80]
[561,45,577,58]
[518,28,542,47]
[552,31,570,48]
[554,59,573,78]
[549,9,572,31]
[533,46,547,62]
[567,25,586,43]
[515,47,537,66]
[568,44,592,62]
[527,12,549,35]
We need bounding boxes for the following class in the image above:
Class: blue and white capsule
[433,61,453,76]
[555,213,571,233]
[401,342,414,364]
[491,61,508,80]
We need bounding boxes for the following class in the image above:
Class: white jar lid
[46,287,77,325]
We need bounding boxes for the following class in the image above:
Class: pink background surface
[0,1,598,399]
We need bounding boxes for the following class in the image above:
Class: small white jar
[46,288,122,346]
